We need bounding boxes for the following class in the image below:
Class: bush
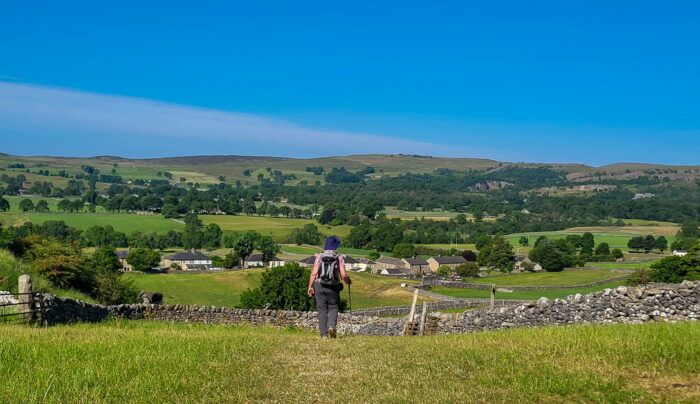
[127,248,162,272]
[626,269,651,286]
[435,265,452,277]
[455,262,479,278]
[239,263,315,311]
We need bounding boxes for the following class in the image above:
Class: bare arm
[339,255,351,284]
[308,255,320,296]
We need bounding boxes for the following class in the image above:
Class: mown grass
[588,260,660,270]
[0,212,184,234]
[505,231,677,250]
[201,215,352,241]
[0,321,697,402]
[431,280,628,300]
[279,245,320,255]
[124,270,422,309]
[472,269,626,287]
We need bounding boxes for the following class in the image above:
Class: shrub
[626,269,651,286]
[435,265,452,277]
[455,262,479,278]
[239,263,315,311]
[127,248,161,272]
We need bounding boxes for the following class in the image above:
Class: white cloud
[0,81,495,158]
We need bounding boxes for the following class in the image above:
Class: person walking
[307,236,351,338]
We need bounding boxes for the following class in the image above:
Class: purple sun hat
[324,236,341,250]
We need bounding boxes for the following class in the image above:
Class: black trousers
[314,282,343,336]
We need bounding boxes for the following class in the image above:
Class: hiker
[307,236,351,338]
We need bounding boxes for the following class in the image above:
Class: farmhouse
[427,255,467,272]
[163,251,213,271]
[673,250,688,257]
[116,250,132,271]
[343,255,362,271]
[297,255,316,268]
[297,254,362,271]
[245,254,285,268]
[402,257,429,274]
[513,256,543,272]
[356,258,376,272]
[375,256,405,271]
[380,268,411,276]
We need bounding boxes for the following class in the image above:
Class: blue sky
[1,1,699,165]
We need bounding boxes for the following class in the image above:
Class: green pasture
[279,245,320,255]
[505,231,676,250]
[124,270,421,309]
[16,213,183,233]
[587,260,660,270]
[431,280,627,301]
[1,321,697,402]
[201,215,352,242]
[471,269,627,287]
[417,243,477,251]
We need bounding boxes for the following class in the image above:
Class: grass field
[124,270,422,309]
[11,213,185,233]
[279,245,320,255]
[201,215,352,241]
[505,231,677,250]
[0,321,697,402]
[587,260,659,270]
[0,210,350,243]
[471,269,626,287]
[431,280,628,300]
[417,243,477,251]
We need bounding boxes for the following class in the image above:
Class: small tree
[257,236,281,264]
[392,243,416,258]
[19,198,35,212]
[594,242,610,256]
[35,200,49,212]
[455,262,479,278]
[612,249,624,260]
[231,231,259,267]
[655,236,668,253]
[477,236,514,272]
[435,265,452,277]
[0,196,9,212]
[126,248,161,272]
[239,263,315,310]
[518,236,529,247]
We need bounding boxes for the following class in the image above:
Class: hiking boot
[328,328,336,339]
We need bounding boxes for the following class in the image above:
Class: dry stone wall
[37,281,700,336]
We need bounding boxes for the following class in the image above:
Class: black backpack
[318,251,341,285]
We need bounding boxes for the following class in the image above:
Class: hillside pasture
[0,321,697,402]
[505,231,676,250]
[431,280,628,301]
[201,215,352,241]
[470,269,626,287]
[124,270,422,309]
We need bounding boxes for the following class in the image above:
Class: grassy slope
[470,269,626,287]
[0,211,349,243]
[201,215,352,241]
[124,270,422,309]
[0,321,698,402]
[431,280,627,300]
[505,231,677,250]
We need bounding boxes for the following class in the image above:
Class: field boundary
[424,274,631,291]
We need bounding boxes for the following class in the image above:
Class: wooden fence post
[18,274,34,320]
[490,284,496,308]
[418,302,428,336]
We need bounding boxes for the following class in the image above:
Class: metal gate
[0,291,43,325]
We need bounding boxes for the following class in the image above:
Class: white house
[245,254,285,268]
[163,251,213,270]
[672,250,688,257]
